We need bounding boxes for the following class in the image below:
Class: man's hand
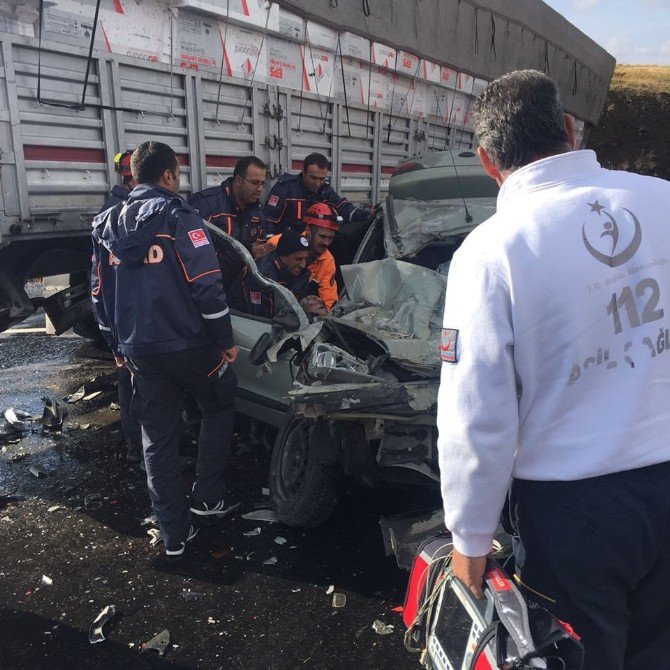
[251,241,274,259]
[300,295,328,316]
[452,550,487,598]
[114,355,125,369]
[223,346,239,364]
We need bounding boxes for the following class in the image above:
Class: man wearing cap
[91,149,142,464]
[229,230,325,318]
[266,202,341,311]
[263,152,371,235]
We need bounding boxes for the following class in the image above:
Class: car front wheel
[269,415,341,527]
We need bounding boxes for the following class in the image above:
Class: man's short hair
[473,70,570,173]
[131,141,178,185]
[233,156,267,179]
[303,153,330,172]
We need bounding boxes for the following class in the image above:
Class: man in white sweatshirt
[437,69,670,670]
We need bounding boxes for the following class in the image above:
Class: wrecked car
[212,150,498,528]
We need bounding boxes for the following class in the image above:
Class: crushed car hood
[332,259,447,377]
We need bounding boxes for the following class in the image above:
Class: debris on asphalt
[141,514,158,526]
[81,424,91,430]
[109,402,120,411]
[391,605,404,613]
[210,548,232,559]
[371,619,395,635]
[64,374,115,404]
[40,398,65,430]
[261,487,269,496]
[147,528,162,547]
[326,585,335,595]
[89,605,116,644]
[47,505,61,512]
[263,556,278,565]
[29,464,49,478]
[180,589,204,600]
[141,629,170,656]
[41,575,53,586]
[241,509,277,523]
[84,493,102,511]
[332,593,347,608]
[274,536,287,545]
[243,527,261,537]
[4,408,32,431]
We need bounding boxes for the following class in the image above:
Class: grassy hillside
[588,65,670,180]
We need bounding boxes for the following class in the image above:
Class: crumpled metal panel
[335,259,447,376]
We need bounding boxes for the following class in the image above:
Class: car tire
[269,415,341,527]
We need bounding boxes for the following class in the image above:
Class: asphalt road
[0,327,427,670]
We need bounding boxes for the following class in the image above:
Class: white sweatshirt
[437,150,670,557]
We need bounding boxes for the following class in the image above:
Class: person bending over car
[265,202,341,311]
[229,229,326,318]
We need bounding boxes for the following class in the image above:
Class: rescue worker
[262,152,371,234]
[437,70,670,669]
[229,229,325,318]
[92,149,142,464]
[188,156,270,284]
[266,202,341,311]
[100,150,135,211]
[95,141,239,559]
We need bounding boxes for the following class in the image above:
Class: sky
[543,0,670,65]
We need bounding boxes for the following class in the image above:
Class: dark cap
[277,229,310,257]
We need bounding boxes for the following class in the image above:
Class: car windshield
[384,195,497,261]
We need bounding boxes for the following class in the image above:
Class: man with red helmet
[266,202,341,311]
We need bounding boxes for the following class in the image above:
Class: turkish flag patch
[188,228,209,248]
[440,328,458,363]
[250,291,262,305]
[268,194,279,207]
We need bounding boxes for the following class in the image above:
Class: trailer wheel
[269,415,341,527]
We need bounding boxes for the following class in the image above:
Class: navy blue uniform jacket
[187,177,265,249]
[91,184,234,357]
[228,250,316,319]
[98,184,131,215]
[262,172,370,233]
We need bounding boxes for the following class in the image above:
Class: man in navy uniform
[188,156,270,268]
[229,229,326,319]
[92,149,142,464]
[262,152,371,234]
[94,141,238,559]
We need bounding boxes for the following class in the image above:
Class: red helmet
[303,202,342,231]
[114,150,133,178]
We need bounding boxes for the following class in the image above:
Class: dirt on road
[0,330,428,670]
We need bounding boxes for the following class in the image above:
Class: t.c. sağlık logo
[582,200,642,267]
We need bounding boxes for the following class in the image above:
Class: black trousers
[126,346,237,550]
[117,365,141,449]
[507,461,670,670]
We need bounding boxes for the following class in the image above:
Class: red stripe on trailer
[341,163,373,174]
[381,166,396,175]
[23,145,106,163]
[205,156,239,168]
[291,160,302,171]
[101,25,112,52]
[176,154,190,167]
